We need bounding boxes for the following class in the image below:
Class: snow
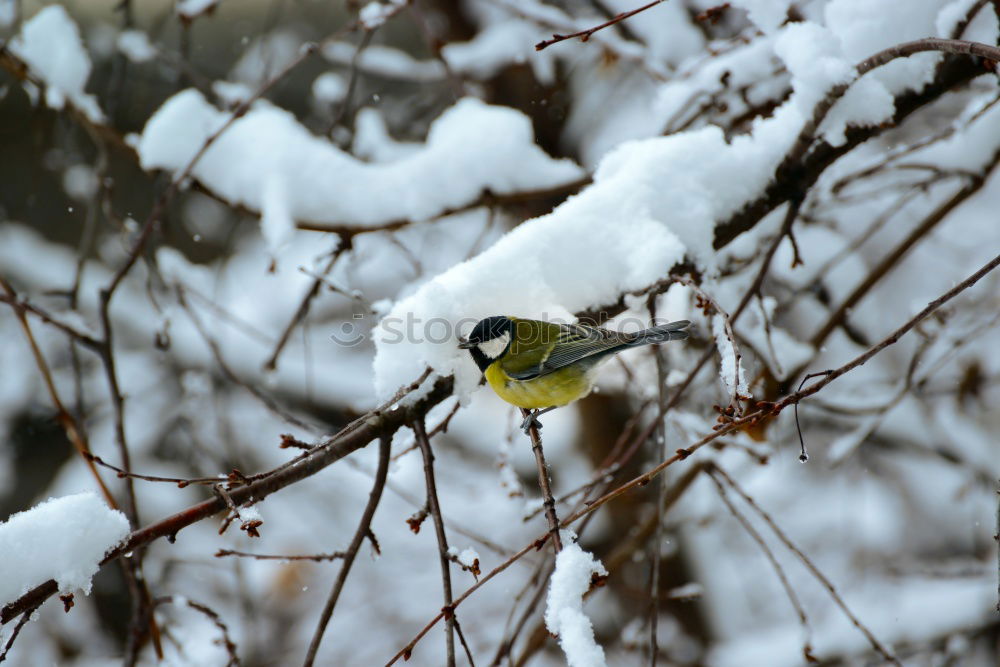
[447,546,480,570]
[117,29,157,63]
[731,0,793,33]
[6,1,1000,663]
[710,576,996,666]
[773,21,894,147]
[351,109,422,163]
[137,92,583,235]
[321,42,445,81]
[176,0,218,21]
[8,5,105,123]
[211,80,253,106]
[372,120,791,400]
[0,0,17,27]
[358,0,405,29]
[63,164,100,201]
[0,493,130,607]
[311,72,347,105]
[442,19,557,85]
[713,315,749,399]
[823,0,946,97]
[544,532,608,667]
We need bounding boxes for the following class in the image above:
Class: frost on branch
[0,493,129,607]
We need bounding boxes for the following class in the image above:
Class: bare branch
[535,0,669,51]
[302,432,391,665]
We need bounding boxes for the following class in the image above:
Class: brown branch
[303,432,391,665]
[263,240,351,372]
[153,596,241,667]
[2,371,448,626]
[86,453,227,487]
[214,549,346,562]
[714,39,991,250]
[776,251,1000,410]
[535,0,668,51]
[521,409,563,553]
[0,279,118,508]
[389,249,1000,663]
[809,150,1000,348]
[0,607,33,663]
[710,464,899,665]
[0,289,103,351]
[412,416,457,667]
[294,178,590,235]
[706,467,815,662]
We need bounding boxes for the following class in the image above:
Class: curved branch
[714,38,996,249]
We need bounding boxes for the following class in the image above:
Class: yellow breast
[484,363,595,410]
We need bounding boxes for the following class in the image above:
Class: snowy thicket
[1,1,999,666]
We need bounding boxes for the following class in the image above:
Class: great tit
[458,316,691,432]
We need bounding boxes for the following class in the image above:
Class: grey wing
[506,323,630,381]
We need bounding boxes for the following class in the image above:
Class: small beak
[457,339,475,349]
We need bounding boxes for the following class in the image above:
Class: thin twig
[521,409,563,553]
[303,433,392,666]
[705,466,815,662]
[153,596,241,667]
[387,250,1000,663]
[215,549,346,562]
[535,0,668,51]
[2,372,446,626]
[809,153,1000,348]
[264,240,351,371]
[0,607,33,664]
[710,465,900,665]
[412,416,457,667]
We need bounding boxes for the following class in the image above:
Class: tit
[458,316,690,433]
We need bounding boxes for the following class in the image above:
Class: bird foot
[520,412,543,434]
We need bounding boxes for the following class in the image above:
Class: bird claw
[520,412,543,434]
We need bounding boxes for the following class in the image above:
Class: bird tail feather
[629,320,691,346]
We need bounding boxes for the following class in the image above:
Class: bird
[458,316,691,433]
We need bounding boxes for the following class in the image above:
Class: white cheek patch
[477,331,511,359]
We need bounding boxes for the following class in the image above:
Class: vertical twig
[521,409,563,553]
[412,416,458,667]
[303,434,391,666]
[647,296,668,666]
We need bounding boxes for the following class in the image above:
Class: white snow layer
[176,0,218,20]
[359,0,406,29]
[373,116,792,400]
[117,29,157,63]
[9,5,105,122]
[137,92,583,248]
[544,534,609,667]
[713,314,749,399]
[0,493,130,607]
[371,3,978,400]
[730,0,793,33]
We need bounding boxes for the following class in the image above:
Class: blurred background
[1,1,999,665]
